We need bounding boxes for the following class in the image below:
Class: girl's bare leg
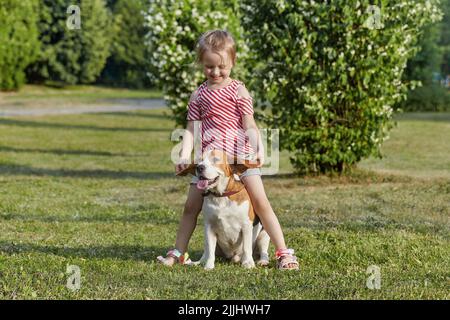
[175,184,204,252]
[241,175,286,249]
[241,175,298,269]
[158,184,203,266]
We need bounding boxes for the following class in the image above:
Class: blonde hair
[195,30,237,66]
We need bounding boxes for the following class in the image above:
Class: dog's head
[176,150,261,193]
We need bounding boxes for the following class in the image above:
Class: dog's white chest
[202,196,251,256]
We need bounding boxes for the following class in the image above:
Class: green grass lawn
[0,108,448,299]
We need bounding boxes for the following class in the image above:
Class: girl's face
[202,50,234,85]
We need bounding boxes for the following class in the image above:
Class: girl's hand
[256,150,265,167]
[175,157,191,174]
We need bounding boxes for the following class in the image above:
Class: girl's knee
[184,185,203,213]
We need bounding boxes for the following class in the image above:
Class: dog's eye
[212,157,221,163]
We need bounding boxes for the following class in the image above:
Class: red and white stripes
[187,79,255,157]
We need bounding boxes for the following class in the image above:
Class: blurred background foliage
[0,0,40,90]
[98,0,152,89]
[25,0,112,85]
[0,0,447,107]
[0,0,448,173]
[402,0,450,111]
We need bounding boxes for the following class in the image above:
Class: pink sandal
[275,248,299,270]
[157,249,192,266]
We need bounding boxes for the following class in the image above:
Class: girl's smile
[202,50,234,89]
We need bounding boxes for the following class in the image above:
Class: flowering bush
[241,0,442,174]
[144,0,249,127]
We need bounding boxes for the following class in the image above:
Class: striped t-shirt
[187,79,255,157]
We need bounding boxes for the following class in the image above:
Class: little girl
[157,30,298,270]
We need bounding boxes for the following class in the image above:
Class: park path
[0,99,166,117]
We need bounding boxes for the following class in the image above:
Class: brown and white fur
[177,150,270,270]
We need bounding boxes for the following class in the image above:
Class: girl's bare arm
[180,120,195,159]
[238,85,264,163]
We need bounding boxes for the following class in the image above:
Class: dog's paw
[231,255,241,264]
[204,261,215,270]
[241,259,255,269]
[257,259,270,267]
[191,254,206,266]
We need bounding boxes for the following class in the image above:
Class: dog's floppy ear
[176,163,197,176]
[230,156,261,175]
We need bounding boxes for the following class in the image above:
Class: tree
[0,0,40,90]
[99,0,152,88]
[402,0,450,111]
[26,0,112,85]
[439,0,450,76]
[404,23,442,85]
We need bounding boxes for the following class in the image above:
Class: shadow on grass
[0,205,182,224]
[0,241,203,262]
[262,169,415,185]
[0,214,180,225]
[94,112,171,120]
[0,118,171,133]
[263,173,300,180]
[0,146,140,157]
[99,98,165,105]
[394,112,450,123]
[0,164,173,180]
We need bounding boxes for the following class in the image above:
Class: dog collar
[202,187,245,198]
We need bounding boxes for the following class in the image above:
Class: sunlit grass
[0,108,448,299]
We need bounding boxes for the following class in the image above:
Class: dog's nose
[197,164,205,173]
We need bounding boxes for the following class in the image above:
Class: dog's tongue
[196,179,209,190]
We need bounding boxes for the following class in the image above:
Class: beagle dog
[177,149,270,269]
